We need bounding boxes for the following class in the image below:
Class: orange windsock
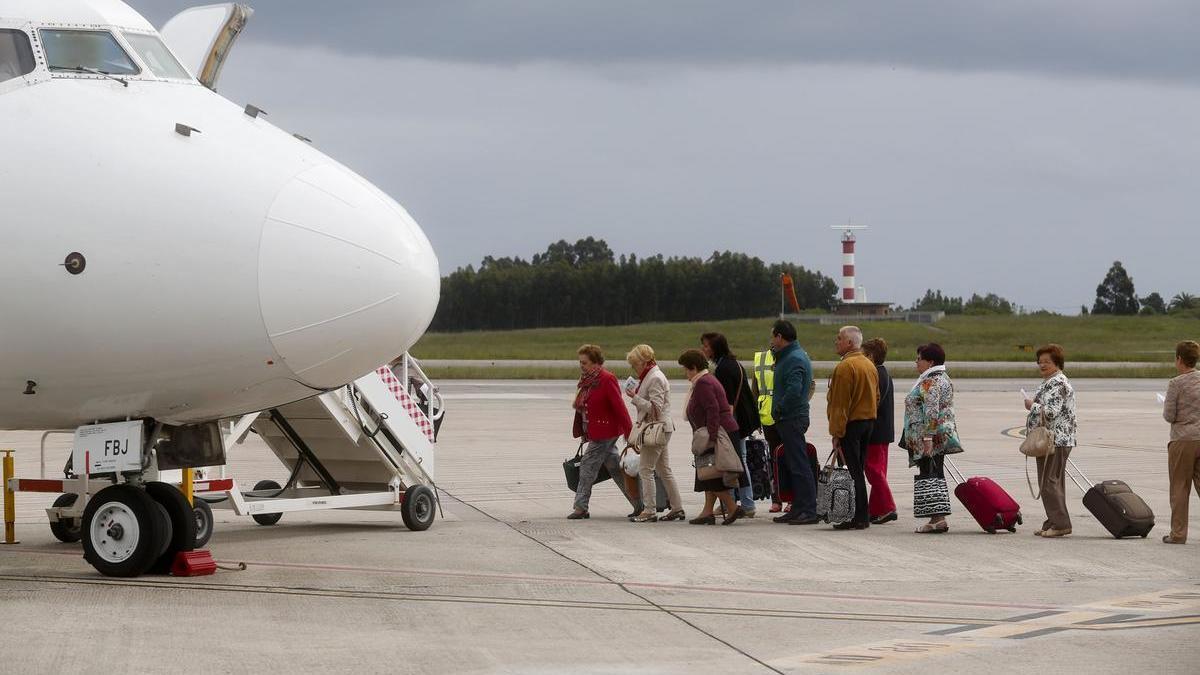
[781,273,802,312]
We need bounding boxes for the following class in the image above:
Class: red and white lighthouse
[832,223,868,304]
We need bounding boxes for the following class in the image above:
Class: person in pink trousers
[863,338,897,524]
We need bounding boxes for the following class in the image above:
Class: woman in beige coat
[625,344,684,522]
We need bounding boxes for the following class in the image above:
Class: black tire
[401,484,436,532]
[49,493,82,543]
[82,485,162,577]
[251,479,283,526]
[192,498,214,548]
[145,482,196,575]
[150,501,174,558]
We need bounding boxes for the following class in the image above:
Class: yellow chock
[182,467,194,506]
[2,450,18,545]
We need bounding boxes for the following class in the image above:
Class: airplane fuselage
[0,5,440,429]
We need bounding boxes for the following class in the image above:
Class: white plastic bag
[620,447,641,477]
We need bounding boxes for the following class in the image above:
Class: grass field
[421,364,1178,381]
[414,314,1197,364]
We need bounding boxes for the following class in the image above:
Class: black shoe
[870,511,898,525]
[773,513,799,524]
[787,516,822,525]
[833,521,869,530]
[567,510,589,520]
[722,506,745,526]
[689,514,717,525]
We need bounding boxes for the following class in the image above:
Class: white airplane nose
[258,164,440,389]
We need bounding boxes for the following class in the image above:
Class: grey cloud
[214,43,1200,313]
[136,1,1200,84]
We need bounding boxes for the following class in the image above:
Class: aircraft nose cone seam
[258,164,439,388]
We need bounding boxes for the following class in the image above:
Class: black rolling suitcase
[1066,458,1154,539]
[745,436,772,500]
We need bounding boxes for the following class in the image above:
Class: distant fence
[782,311,945,325]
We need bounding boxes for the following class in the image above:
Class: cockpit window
[123,32,191,80]
[41,29,139,76]
[0,29,36,84]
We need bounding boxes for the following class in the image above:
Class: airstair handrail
[402,353,443,423]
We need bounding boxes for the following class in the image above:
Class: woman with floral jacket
[1023,344,1078,538]
[902,343,963,533]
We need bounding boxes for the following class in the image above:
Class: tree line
[432,238,840,331]
[908,289,1016,315]
[1087,260,1199,317]
[909,261,1198,319]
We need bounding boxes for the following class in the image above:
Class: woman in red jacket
[570,344,640,519]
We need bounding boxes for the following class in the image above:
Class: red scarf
[637,360,657,386]
[573,368,602,411]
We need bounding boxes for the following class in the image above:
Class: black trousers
[839,419,874,524]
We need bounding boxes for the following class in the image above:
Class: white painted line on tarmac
[1079,587,1200,613]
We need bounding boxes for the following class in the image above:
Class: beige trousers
[1036,446,1072,530]
[638,438,683,513]
[1167,440,1200,542]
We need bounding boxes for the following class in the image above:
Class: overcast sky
[141,1,1200,313]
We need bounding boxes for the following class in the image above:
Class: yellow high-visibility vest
[753,350,775,426]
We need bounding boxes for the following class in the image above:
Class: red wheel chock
[172,550,217,576]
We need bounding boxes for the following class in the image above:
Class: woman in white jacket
[626,344,684,522]
[1024,344,1078,538]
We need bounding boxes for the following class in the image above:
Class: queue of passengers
[567,322,1200,545]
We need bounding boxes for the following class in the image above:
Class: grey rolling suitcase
[1067,458,1154,539]
[653,473,669,512]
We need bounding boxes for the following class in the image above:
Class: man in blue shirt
[770,319,819,524]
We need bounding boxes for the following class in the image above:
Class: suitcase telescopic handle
[1064,457,1092,493]
[943,457,965,486]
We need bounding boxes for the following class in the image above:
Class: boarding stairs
[214,354,444,527]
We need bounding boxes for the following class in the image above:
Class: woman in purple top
[679,349,746,525]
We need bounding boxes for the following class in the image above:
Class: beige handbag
[1020,410,1055,458]
[636,402,669,448]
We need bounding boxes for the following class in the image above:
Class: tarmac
[1,378,1198,674]
[422,360,1161,371]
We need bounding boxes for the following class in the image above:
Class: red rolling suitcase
[946,459,1022,533]
[773,442,818,503]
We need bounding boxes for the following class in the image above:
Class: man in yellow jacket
[827,325,879,530]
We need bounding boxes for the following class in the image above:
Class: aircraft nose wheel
[82,485,162,577]
[401,484,436,531]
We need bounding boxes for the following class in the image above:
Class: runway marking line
[1077,587,1200,613]
[0,573,1006,627]
[0,546,1092,614]
[777,588,1200,668]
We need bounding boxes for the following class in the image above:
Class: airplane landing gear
[82,485,163,577]
[145,481,196,574]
